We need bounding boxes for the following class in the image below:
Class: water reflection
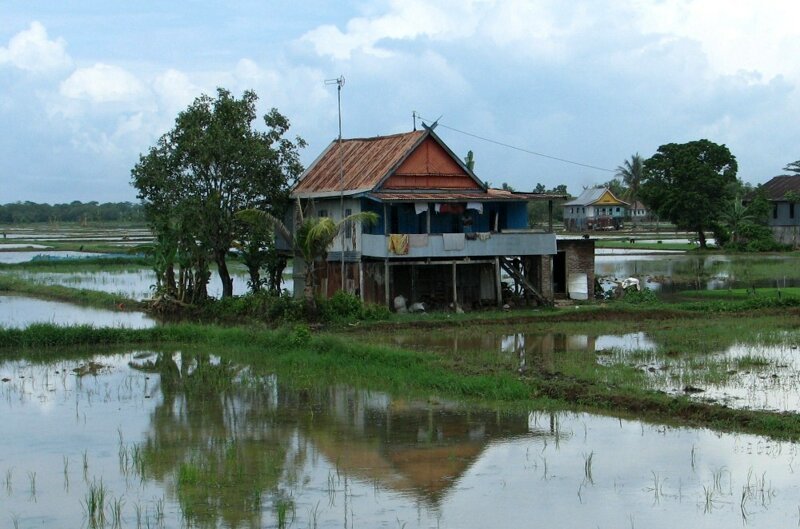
[0,294,156,328]
[2,352,799,528]
[596,253,800,292]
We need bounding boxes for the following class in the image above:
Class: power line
[417,115,615,173]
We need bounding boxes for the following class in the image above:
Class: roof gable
[292,127,485,198]
[380,135,481,191]
[563,187,628,207]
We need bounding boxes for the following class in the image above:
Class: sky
[2,0,800,203]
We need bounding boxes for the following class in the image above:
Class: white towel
[408,234,429,247]
[442,233,465,251]
[466,201,483,214]
[414,202,428,215]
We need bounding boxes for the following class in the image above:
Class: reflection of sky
[7,267,294,299]
[0,250,108,263]
[3,356,799,529]
[0,294,156,328]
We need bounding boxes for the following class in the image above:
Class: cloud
[301,0,480,59]
[0,21,71,73]
[60,63,147,103]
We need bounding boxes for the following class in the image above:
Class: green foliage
[620,287,659,304]
[641,140,738,248]
[320,290,363,321]
[290,324,311,346]
[615,153,644,205]
[527,183,569,227]
[132,88,304,301]
[0,201,144,224]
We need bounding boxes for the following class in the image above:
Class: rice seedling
[10,513,20,529]
[83,478,107,527]
[5,467,12,494]
[110,496,125,528]
[275,496,295,529]
[27,470,36,498]
[582,451,594,484]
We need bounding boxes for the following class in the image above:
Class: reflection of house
[761,175,800,246]
[302,386,558,505]
[562,187,629,231]
[291,125,571,308]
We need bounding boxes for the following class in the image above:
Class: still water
[370,328,800,413]
[595,253,800,292]
[0,351,797,528]
[0,294,156,329]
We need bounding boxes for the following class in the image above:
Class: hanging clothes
[466,201,483,214]
[414,202,428,215]
[408,233,429,248]
[442,233,465,251]
[388,234,409,255]
[439,203,465,214]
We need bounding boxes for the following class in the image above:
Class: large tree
[132,88,304,299]
[640,140,738,249]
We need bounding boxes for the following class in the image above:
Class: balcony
[360,231,557,259]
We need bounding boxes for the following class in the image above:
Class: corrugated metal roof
[293,130,425,197]
[563,187,628,207]
[367,189,560,202]
[761,176,800,200]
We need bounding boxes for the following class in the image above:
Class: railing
[361,232,557,258]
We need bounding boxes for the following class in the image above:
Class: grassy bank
[0,275,142,310]
[3,319,800,441]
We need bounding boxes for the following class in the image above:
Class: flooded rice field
[369,328,800,413]
[596,253,800,292]
[1,351,799,529]
[0,251,110,264]
[0,294,156,329]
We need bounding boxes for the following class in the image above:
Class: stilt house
[290,126,570,309]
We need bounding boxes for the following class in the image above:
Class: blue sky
[2,1,799,203]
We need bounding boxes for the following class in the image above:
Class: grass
[4,315,800,441]
[0,275,143,311]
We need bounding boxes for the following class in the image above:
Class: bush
[320,291,363,322]
[361,303,392,321]
[621,286,659,304]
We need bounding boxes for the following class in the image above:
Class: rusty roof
[368,189,564,202]
[760,175,800,200]
[293,130,426,198]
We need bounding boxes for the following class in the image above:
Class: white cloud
[301,0,481,59]
[153,68,200,115]
[632,0,800,81]
[0,21,71,73]
[60,63,147,103]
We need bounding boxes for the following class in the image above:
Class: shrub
[320,291,363,322]
[621,286,659,304]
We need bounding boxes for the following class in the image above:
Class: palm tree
[237,202,377,314]
[615,153,644,208]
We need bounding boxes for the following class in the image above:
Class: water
[0,351,797,528]
[0,251,109,264]
[370,328,800,413]
[596,253,800,292]
[0,294,156,329]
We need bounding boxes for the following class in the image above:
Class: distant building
[760,175,800,246]
[562,188,629,231]
[628,200,650,223]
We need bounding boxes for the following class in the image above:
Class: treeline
[0,201,145,224]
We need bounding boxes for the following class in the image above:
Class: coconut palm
[237,202,377,313]
[615,153,644,207]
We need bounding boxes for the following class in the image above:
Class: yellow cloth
[388,234,409,255]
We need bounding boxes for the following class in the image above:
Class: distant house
[760,175,800,246]
[628,200,650,223]
[562,187,629,231]
[289,125,593,308]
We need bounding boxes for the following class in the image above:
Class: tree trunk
[304,260,317,316]
[698,230,707,249]
[215,249,234,298]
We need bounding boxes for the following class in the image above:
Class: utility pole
[325,76,346,291]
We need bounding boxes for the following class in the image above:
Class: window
[615,207,620,213]
[318,209,327,218]
[773,204,778,219]
[791,203,795,220]
[344,208,352,239]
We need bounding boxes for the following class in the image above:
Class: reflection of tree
[130,352,296,529]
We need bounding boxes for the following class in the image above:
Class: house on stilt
[290,125,582,309]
